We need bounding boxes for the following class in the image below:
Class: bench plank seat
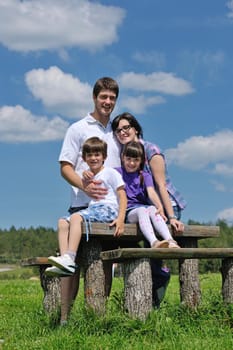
[80,223,220,239]
[100,247,233,262]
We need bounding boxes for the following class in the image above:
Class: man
[57,77,121,325]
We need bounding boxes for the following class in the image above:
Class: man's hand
[82,178,108,200]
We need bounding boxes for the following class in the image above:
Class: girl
[116,141,180,248]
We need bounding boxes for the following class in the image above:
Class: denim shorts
[78,203,118,241]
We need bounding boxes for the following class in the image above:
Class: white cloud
[210,180,227,192]
[120,94,165,113]
[213,163,233,176]
[118,72,194,96]
[226,1,233,18]
[165,130,233,175]
[0,0,125,52]
[132,51,166,69]
[25,66,92,118]
[0,105,68,142]
[217,207,233,223]
[178,49,226,84]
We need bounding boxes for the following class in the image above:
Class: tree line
[0,220,232,273]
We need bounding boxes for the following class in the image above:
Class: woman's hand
[170,218,184,233]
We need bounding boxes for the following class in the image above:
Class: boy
[46,137,127,276]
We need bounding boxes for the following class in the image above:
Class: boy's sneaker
[45,266,73,277]
[48,254,77,274]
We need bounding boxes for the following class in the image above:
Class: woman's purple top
[140,139,187,210]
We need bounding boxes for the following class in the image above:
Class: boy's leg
[58,216,82,324]
[58,218,70,254]
[67,213,83,256]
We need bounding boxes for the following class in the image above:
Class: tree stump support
[178,237,201,308]
[221,258,233,303]
[81,238,106,315]
[123,258,152,320]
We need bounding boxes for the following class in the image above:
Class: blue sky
[1,0,233,229]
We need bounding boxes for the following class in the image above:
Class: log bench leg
[81,239,106,315]
[39,265,61,313]
[178,238,201,308]
[221,258,233,303]
[123,258,152,321]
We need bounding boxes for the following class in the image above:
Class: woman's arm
[149,154,184,232]
[147,186,167,220]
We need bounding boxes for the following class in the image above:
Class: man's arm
[60,161,108,199]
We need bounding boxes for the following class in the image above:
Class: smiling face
[122,154,141,173]
[93,89,117,124]
[114,118,138,145]
[121,141,145,173]
[84,151,105,174]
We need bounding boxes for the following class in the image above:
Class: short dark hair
[93,77,119,98]
[82,137,107,159]
[122,141,145,171]
[112,112,143,138]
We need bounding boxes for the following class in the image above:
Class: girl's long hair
[122,141,145,185]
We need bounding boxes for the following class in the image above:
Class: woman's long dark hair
[112,112,143,139]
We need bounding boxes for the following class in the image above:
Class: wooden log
[123,258,152,321]
[80,223,220,239]
[81,238,106,315]
[179,238,201,308]
[39,265,61,314]
[21,257,51,266]
[100,248,233,261]
[221,258,233,303]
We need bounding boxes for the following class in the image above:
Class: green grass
[0,270,232,350]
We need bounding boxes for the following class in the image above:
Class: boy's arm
[109,186,127,237]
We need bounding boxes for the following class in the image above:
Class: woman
[112,112,187,307]
[111,112,187,232]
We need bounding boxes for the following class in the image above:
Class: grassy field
[0,267,233,350]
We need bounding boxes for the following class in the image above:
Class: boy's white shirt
[88,167,125,210]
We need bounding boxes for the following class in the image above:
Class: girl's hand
[155,206,167,222]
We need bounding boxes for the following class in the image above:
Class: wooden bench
[101,247,233,320]
[22,223,227,320]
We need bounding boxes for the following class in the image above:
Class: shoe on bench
[45,266,73,277]
[152,240,169,248]
[48,254,77,274]
[168,240,180,248]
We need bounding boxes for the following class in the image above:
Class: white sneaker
[45,266,73,277]
[48,254,77,274]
